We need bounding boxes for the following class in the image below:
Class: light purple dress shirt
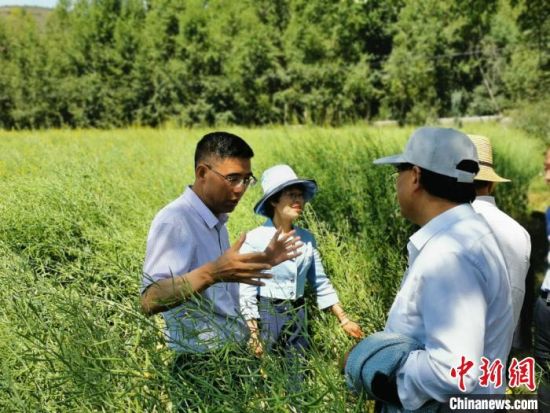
[142,186,247,353]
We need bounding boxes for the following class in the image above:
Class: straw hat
[468,134,510,183]
[254,165,317,217]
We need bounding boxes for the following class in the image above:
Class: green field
[0,125,546,412]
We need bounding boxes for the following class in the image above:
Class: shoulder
[246,224,276,238]
[151,195,190,225]
[428,213,492,252]
[473,199,525,229]
[419,215,494,273]
[244,225,276,248]
[295,226,315,243]
[475,205,531,247]
[148,196,196,239]
[424,214,511,286]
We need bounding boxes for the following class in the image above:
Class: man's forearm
[141,263,217,315]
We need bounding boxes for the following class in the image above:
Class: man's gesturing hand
[264,228,303,266]
[208,233,273,286]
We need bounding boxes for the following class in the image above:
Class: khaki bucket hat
[468,134,511,183]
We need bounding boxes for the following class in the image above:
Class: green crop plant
[0,125,542,411]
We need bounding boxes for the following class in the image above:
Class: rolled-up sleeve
[239,239,260,320]
[307,236,339,310]
[141,221,195,294]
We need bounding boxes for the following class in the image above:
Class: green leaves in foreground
[0,126,541,411]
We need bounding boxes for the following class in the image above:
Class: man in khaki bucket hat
[469,134,532,351]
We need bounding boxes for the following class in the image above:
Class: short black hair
[264,183,305,219]
[194,131,254,168]
[418,160,478,204]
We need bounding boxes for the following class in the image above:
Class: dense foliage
[0,125,542,411]
[0,0,548,129]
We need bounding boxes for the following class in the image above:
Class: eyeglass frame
[390,163,415,179]
[280,187,305,201]
[203,163,257,188]
[395,163,414,172]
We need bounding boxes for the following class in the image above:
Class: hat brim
[475,166,511,183]
[254,179,317,217]
[373,154,407,165]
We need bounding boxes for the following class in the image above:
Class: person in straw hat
[239,164,363,364]
[468,134,532,353]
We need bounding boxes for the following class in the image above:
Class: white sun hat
[253,164,317,217]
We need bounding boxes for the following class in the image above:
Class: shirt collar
[263,218,275,228]
[184,186,228,229]
[409,203,476,252]
[475,195,496,206]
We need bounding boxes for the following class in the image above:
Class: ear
[196,164,208,180]
[411,166,422,191]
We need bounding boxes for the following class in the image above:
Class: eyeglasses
[281,190,304,201]
[204,164,257,188]
[391,163,414,179]
[395,163,414,172]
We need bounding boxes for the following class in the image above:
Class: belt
[258,295,305,307]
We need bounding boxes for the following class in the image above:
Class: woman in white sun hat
[239,164,363,361]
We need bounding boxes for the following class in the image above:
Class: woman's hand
[331,303,364,339]
[248,335,264,357]
[246,319,264,357]
[341,319,364,339]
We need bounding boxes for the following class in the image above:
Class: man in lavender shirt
[141,132,301,356]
